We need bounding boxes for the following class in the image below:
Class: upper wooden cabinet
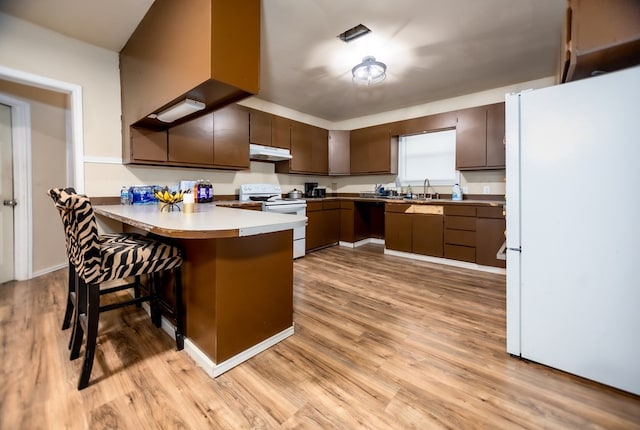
[213,105,250,169]
[456,102,505,170]
[328,130,350,175]
[271,115,291,149]
[166,104,249,169]
[130,128,168,164]
[560,0,640,83]
[276,121,328,174]
[120,0,260,163]
[350,124,398,175]
[249,109,272,146]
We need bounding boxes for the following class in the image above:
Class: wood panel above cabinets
[350,124,398,175]
[456,102,505,170]
[389,111,457,136]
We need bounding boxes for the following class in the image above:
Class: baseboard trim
[339,238,385,248]
[184,326,295,378]
[140,301,294,378]
[31,262,68,278]
[384,248,506,274]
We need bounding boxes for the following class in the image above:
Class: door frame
[0,65,84,280]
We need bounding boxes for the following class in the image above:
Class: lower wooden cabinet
[306,201,340,251]
[385,211,412,253]
[412,213,444,257]
[475,206,506,268]
[444,205,477,263]
[385,203,443,257]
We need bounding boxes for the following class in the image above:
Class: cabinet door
[213,105,250,169]
[305,209,324,251]
[323,207,340,247]
[249,109,272,146]
[412,214,443,257]
[367,125,392,173]
[290,121,313,172]
[168,113,214,165]
[385,212,412,252]
[340,201,355,242]
[349,128,370,174]
[271,115,291,149]
[456,106,486,169]
[329,130,350,175]
[486,103,505,168]
[350,125,395,174]
[311,126,328,174]
[131,127,168,163]
[476,216,506,268]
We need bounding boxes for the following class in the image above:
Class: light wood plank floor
[1,244,638,429]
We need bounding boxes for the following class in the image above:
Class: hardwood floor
[1,243,638,429]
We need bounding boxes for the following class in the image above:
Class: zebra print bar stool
[48,188,142,338]
[50,188,184,390]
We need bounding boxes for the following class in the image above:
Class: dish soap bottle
[452,183,463,201]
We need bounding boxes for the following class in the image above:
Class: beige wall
[0,80,68,274]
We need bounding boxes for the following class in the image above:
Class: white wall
[0,12,554,198]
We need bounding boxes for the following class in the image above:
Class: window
[398,129,457,186]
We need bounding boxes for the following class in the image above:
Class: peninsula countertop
[94,203,307,239]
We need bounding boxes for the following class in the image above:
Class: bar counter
[95,203,306,377]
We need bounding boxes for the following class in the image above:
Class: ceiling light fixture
[154,98,206,123]
[352,56,387,86]
[337,24,371,43]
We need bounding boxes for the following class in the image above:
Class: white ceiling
[0,0,566,122]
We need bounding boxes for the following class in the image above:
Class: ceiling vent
[337,24,371,43]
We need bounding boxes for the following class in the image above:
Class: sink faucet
[423,178,439,200]
[423,178,432,199]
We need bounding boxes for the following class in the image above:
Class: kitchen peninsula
[94,204,306,377]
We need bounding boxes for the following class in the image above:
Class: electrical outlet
[462,186,468,194]
[483,186,490,194]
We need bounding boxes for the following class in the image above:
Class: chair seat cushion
[96,234,183,283]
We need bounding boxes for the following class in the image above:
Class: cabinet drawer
[385,203,411,213]
[445,216,476,231]
[307,201,323,212]
[477,206,504,219]
[444,205,476,216]
[445,229,476,246]
[323,201,340,210]
[444,244,475,263]
[340,201,354,210]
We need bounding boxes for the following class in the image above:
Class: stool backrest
[49,188,102,284]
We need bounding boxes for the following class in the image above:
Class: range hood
[249,144,292,162]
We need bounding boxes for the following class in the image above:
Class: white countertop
[94,204,306,239]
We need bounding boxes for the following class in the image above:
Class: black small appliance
[304,182,318,198]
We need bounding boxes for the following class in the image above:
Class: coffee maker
[304,182,318,198]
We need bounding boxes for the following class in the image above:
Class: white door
[0,103,14,283]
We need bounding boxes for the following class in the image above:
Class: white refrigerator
[505,66,640,396]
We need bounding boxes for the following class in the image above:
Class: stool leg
[134,275,142,308]
[70,277,86,360]
[62,263,75,330]
[78,283,100,390]
[174,267,184,351]
[151,273,161,328]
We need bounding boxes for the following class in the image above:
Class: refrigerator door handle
[507,247,521,252]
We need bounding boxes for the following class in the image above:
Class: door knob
[3,199,17,207]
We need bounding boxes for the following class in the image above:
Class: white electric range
[239,184,307,258]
